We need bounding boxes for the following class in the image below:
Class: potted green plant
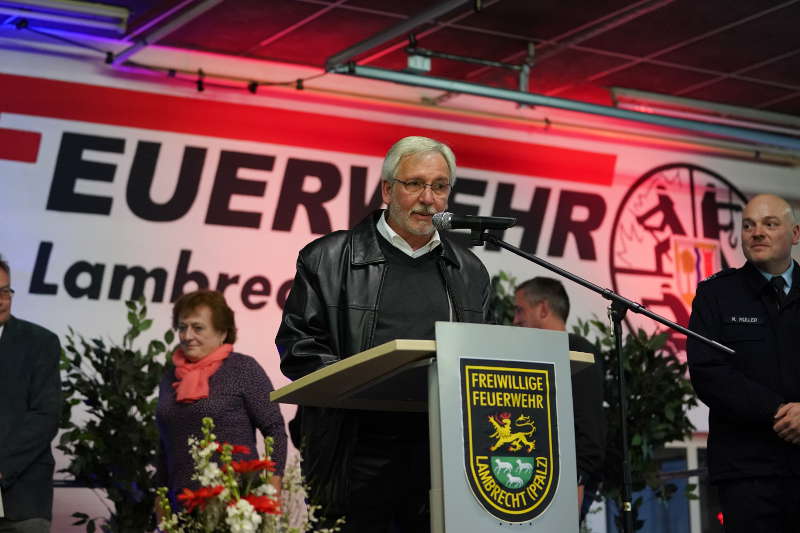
[573,317,698,531]
[59,298,172,533]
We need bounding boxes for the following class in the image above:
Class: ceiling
[4,0,800,121]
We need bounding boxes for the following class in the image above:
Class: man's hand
[154,499,165,526]
[773,402,800,444]
[270,475,282,499]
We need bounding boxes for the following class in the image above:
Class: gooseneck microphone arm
[472,231,731,353]
[466,229,732,533]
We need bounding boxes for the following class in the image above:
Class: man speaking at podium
[277,136,490,532]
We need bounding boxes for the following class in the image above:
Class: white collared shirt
[757,261,793,294]
[376,211,442,258]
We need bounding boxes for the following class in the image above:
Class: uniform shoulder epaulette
[700,267,736,283]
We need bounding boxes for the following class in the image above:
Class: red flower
[217,442,251,455]
[231,444,251,455]
[230,459,276,473]
[177,485,224,512]
[243,495,281,514]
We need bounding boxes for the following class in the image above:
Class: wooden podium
[271,322,592,532]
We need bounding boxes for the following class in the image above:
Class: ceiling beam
[355,0,502,67]
[0,0,129,33]
[611,87,800,129]
[673,48,800,98]
[124,0,195,41]
[415,18,800,94]
[462,0,674,84]
[324,0,471,71]
[112,0,223,66]
[547,0,800,97]
[242,0,348,55]
[334,65,800,152]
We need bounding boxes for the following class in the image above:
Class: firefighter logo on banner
[461,358,559,523]
[609,163,747,356]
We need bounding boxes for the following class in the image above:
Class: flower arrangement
[156,417,343,533]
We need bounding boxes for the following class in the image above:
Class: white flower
[225,499,262,533]
[251,483,277,497]
[158,513,184,533]
[195,461,223,486]
[199,441,218,458]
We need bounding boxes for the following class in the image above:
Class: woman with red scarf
[155,290,287,509]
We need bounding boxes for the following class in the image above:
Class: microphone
[432,212,516,232]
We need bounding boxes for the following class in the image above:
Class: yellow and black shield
[461,358,560,523]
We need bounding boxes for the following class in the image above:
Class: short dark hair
[0,255,9,276]
[516,277,570,322]
[172,290,237,344]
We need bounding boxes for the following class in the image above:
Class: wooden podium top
[270,339,594,412]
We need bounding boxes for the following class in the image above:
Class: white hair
[380,136,456,183]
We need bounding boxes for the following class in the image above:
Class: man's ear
[539,300,550,320]
[381,179,393,206]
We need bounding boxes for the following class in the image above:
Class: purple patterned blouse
[156,352,287,497]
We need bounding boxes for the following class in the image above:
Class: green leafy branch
[59,297,175,533]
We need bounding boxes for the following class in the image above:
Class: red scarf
[172,343,233,402]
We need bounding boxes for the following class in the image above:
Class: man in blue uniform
[687,194,800,533]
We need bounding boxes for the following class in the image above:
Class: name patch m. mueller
[461,358,560,523]
[725,315,765,324]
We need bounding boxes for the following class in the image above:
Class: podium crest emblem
[460,358,560,523]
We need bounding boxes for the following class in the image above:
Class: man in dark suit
[0,255,61,533]
[513,277,606,525]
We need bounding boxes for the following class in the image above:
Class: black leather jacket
[276,210,490,510]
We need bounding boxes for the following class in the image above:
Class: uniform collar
[755,261,793,293]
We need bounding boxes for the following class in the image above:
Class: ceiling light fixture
[611,87,800,137]
[332,64,800,152]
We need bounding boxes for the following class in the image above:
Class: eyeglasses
[0,287,14,299]
[391,178,451,196]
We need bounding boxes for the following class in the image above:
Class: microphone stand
[469,229,732,533]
